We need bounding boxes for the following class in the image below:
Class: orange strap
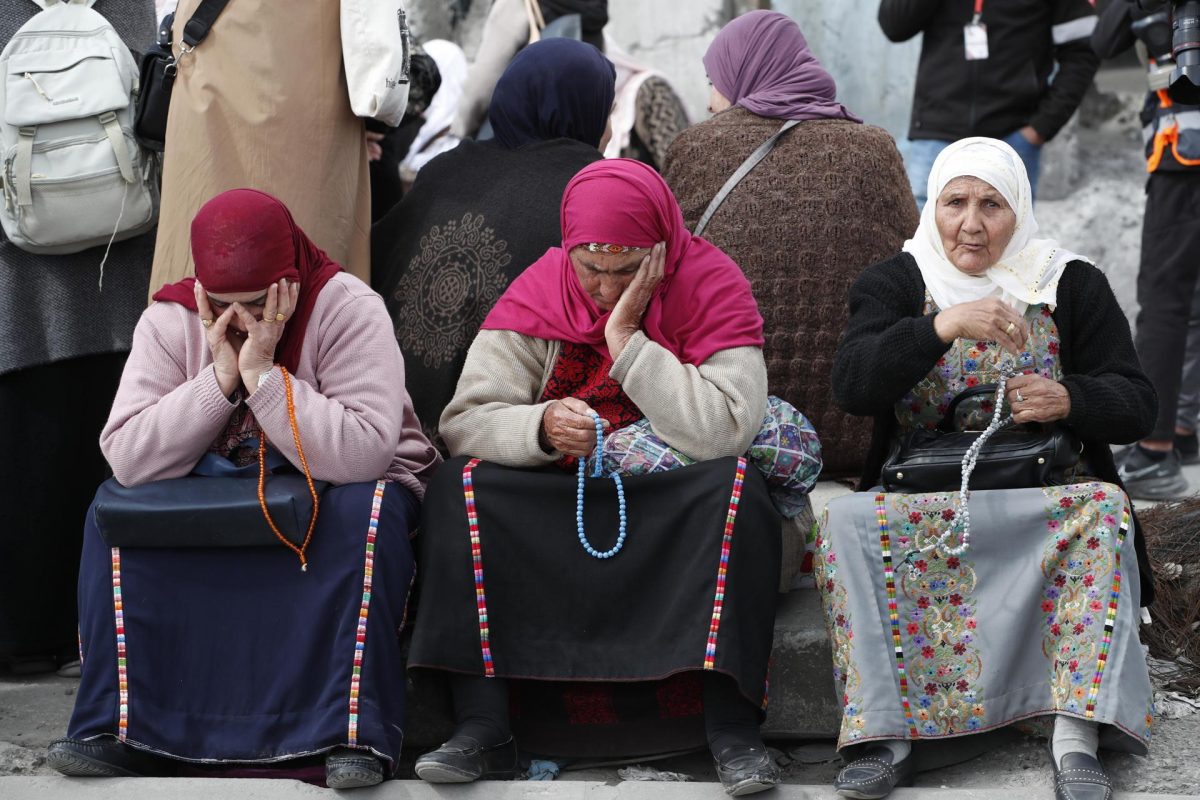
[1146,90,1200,171]
[256,366,320,571]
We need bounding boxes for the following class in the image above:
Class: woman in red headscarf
[47,190,440,788]
[408,160,822,796]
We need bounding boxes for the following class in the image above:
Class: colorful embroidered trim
[704,457,747,670]
[1085,507,1130,717]
[876,493,919,738]
[463,459,495,677]
[585,242,646,254]
[111,547,128,741]
[348,480,387,746]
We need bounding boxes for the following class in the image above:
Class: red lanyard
[972,0,983,23]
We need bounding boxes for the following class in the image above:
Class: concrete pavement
[0,778,1195,800]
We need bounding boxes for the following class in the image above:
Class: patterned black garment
[370,138,601,446]
[409,455,781,758]
[626,76,690,170]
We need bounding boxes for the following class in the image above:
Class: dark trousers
[0,353,125,658]
[1135,171,1200,441]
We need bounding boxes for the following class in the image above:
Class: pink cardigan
[101,273,441,498]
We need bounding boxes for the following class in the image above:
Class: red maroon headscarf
[481,159,764,365]
[152,189,343,373]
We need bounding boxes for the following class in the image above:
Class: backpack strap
[182,0,234,49]
[99,111,136,184]
[13,127,35,206]
[32,0,95,8]
[693,119,800,237]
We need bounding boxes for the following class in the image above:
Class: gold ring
[275,313,286,322]
[1005,322,1015,335]
[201,318,213,328]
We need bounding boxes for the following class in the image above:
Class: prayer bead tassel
[576,411,627,559]
[905,358,1016,575]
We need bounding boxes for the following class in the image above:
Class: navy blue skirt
[67,480,417,772]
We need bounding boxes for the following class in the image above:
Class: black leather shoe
[413,735,518,783]
[46,737,164,777]
[1053,751,1113,800]
[834,744,915,799]
[325,747,384,789]
[713,745,782,796]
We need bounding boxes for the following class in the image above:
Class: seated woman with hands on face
[408,159,821,797]
[48,189,439,790]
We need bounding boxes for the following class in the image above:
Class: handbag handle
[256,366,320,571]
[938,383,1000,432]
[181,0,233,49]
[524,0,547,44]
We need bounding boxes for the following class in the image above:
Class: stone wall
[771,0,920,141]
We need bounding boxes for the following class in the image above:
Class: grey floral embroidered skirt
[816,482,1151,755]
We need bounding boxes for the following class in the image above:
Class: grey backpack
[0,0,158,254]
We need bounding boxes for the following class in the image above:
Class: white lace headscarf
[902,136,1092,314]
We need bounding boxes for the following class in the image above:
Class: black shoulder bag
[134,0,232,151]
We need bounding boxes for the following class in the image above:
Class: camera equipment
[1135,0,1200,104]
[1133,12,1175,89]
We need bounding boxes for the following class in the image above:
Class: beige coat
[148,0,371,299]
[440,329,768,467]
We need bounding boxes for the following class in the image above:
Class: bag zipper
[22,72,51,101]
[9,28,112,42]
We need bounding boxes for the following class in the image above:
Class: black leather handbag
[93,367,326,569]
[93,452,328,549]
[134,0,232,151]
[881,384,1082,493]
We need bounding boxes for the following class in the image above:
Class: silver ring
[1015,390,1025,403]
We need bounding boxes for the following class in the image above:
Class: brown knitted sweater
[663,108,918,478]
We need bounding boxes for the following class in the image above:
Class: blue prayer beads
[576,411,627,559]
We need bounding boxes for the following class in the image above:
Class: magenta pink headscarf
[481,159,764,366]
[703,10,861,123]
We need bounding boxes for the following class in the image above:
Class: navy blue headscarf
[488,38,616,150]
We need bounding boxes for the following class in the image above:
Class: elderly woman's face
[934,176,1018,276]
[205,287,271,334]
[569,246,645,312]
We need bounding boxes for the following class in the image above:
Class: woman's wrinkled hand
[541,397,609,458]
[933,297,1030,355]
[1005,373,1071,424]
[195,281,243,397]
[605,241,666,360]
[235,278,299,393]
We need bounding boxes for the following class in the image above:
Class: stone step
[405,587,840,748]
[0,776,1192,800]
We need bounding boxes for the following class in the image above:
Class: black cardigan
[833,252,1159,604]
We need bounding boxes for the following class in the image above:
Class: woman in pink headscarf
[408,159,822,795]
[664,10,918,488]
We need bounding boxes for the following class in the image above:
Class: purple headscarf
[703,10,861,123]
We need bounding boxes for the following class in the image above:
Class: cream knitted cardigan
[440,329,768,467]
[101,273,441,496]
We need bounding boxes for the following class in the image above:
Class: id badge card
[964,22,989,60]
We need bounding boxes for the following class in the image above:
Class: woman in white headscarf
[821,138,1157,800]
